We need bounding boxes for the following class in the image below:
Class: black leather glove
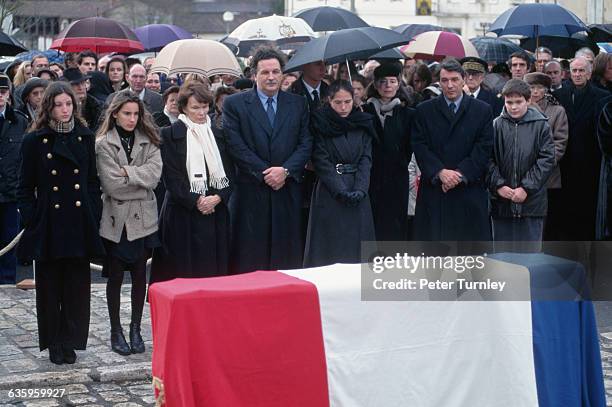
[335,191,352,205]
[346,190,366,207]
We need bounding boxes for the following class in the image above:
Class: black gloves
[336,190,366,207]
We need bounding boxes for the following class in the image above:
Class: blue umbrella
[15,49,63,63]
[489,3,588,38]
[134,24,192,52]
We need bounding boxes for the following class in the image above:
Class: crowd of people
[0,44,609,364]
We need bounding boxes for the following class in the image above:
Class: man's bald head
[127,64,146,92]
[544,60,563,87]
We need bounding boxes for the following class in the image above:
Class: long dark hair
[104,56,128,89]
[327,79,354,100]
[97,91,160,146]
[29,82,85,131]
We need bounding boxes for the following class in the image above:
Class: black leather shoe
[129,322,145,354]
[49,344,63,365]
[62,345,76,364]
[110,329,131,356]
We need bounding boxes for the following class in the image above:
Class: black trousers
[35,258,90,351]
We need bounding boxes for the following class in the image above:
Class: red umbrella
[50,17,144,54]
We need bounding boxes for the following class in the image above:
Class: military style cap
[459,57,488,74]
[0,75,11,89]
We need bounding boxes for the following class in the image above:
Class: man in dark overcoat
[223,45,312,273]
[412,59,494,241]
[0,75,28,283]
[553,56,610,240]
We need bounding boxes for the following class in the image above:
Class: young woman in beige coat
[96,91,162,356]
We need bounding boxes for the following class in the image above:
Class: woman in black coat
[363,62,414,241]
[150,82,233,284]
[17,82,105,365]
[304,81,375,267]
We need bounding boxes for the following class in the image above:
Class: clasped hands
[197,195,221,215]
[438,169,464,193]
[263,167,287,191]
[497,186,527,203]
[336,190,366,207]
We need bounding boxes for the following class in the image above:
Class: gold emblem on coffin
[153,376,165,406]
[279,23,296,38]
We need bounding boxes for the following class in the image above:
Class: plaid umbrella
[469,37,523,64]
[393,24,455,39]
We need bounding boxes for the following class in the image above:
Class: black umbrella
[588,24,612,42]
[393,24,455,39]
[370,48,405,60]
[294,6,369,32]
[0,31,27,56]
[284,27,411,73]
[520,33,598,59]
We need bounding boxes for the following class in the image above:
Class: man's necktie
[266,97,275,125]
[312,89,320,107]
[449,102,456,115]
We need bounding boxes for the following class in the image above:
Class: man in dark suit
[412,59,494,241]
[460,57,503,117]
[289,61,329,112]
[553,56,610,240]
[106,64,163,115]
[289,60,329,243]
[223,45,313,274]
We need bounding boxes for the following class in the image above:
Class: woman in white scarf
[150,82,234,285]
[363,61,415,241]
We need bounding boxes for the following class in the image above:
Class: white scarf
[164,107,178,124]
[367,97,401,127]
[178,113,229,195]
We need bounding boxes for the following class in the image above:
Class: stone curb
[0,364,151,389]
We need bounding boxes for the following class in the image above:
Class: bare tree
[0,0,22,33]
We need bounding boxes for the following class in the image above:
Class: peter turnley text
[373,278,507,292]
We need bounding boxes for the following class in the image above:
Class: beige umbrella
[150,39,242,77]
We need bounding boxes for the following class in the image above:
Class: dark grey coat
[488,107,555,218]
[304,113,375,267]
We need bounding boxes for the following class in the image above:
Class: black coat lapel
[245,90,273,136]
[435,95,454,123]
[51,133,80,166]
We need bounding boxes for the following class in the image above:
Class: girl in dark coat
[304,81,375,267]
[17,82,105,365]
[96,92,162,356]
[363,62,414,241]
[150,82,233,284]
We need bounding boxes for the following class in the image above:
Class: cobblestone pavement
[0,285,155,406]
[0,285,610,406]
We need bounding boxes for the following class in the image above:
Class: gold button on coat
[51,170,57,175]
[54,204,60,209]
[75,201,81,207]
[74,169,79,174]
[74,184,80,190]
[42,138,48,143]
[78,136,82,141]
[53,186,58,191]
[47,153,52,159]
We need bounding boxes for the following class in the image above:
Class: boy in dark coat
[488,79,555,244]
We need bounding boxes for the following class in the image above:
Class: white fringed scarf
[179,113,229,195]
